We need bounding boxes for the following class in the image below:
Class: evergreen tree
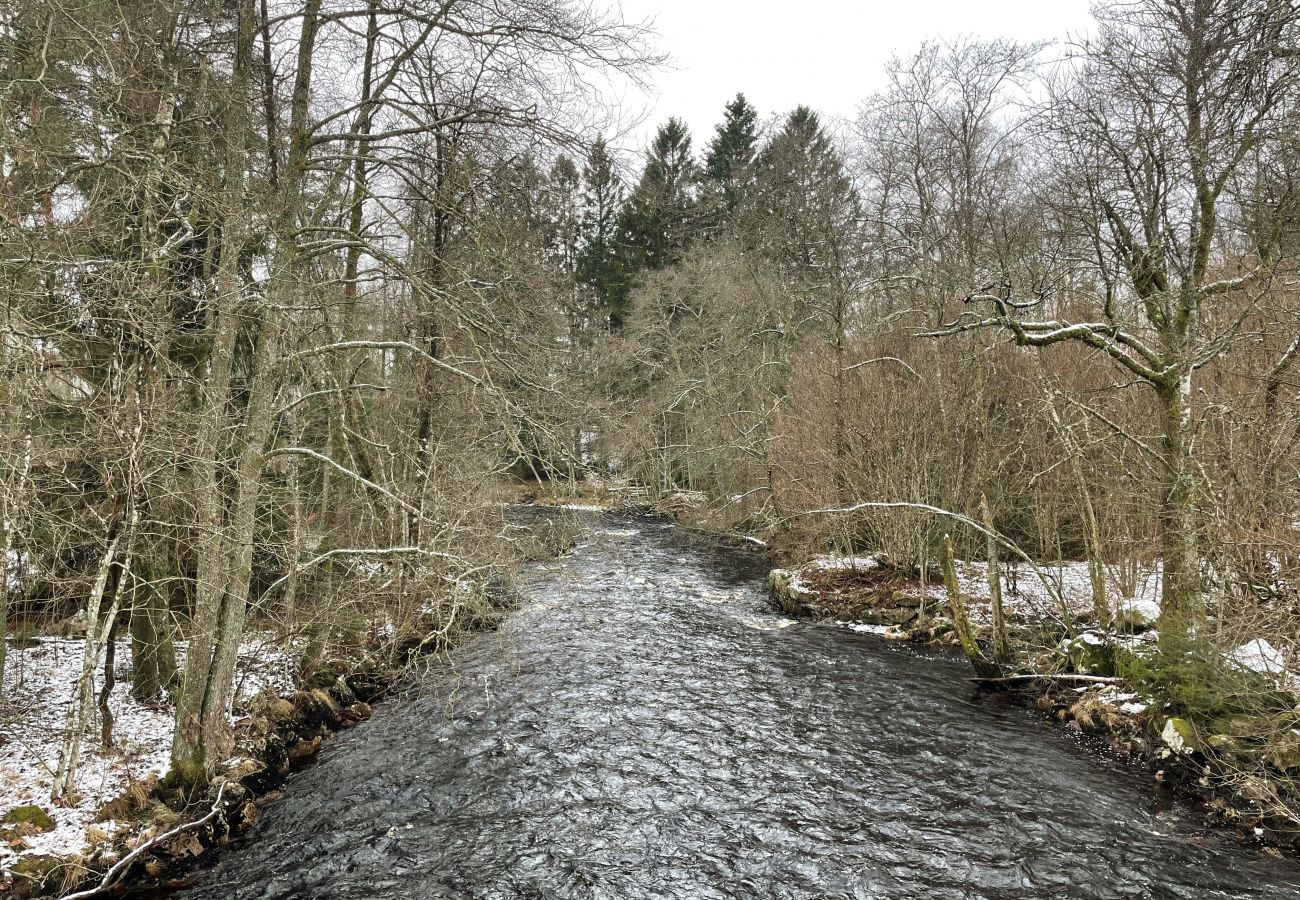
[545,155,582,276]
[753,105,861,498]
[702,93,760,228]
[753,106,859,293]
[576,137,626,329]
[617,118,700,295]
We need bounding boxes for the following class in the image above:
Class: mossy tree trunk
[980,495,1009,663]
[941,533,1002,679]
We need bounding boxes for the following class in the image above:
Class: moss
[264,697,296,722]
[1266,734,1300,771]
[1161,716,1201,754]
[1065,634,1115,676]
[11,854,60,883]
[161,756,210,801]
[1205,733,1250,753]
[3,805,53,831]
[308,661,351,689]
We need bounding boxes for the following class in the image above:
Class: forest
[4,0,1300,895]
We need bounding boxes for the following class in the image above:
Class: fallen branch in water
[62,782,228,900]
[973,673,1124,686]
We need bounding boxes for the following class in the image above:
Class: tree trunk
[941,533,1001,679]
[130,569,177,701]
[53,524,123,800]
[1156,371,1203,646]
[981,494,1008,663]
[171,0,259,785]
[99,612,121,748]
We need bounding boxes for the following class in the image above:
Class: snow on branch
[842,356,921,379]
[266,447,422,519]
[286,341,487,388]
[261,546,461,597]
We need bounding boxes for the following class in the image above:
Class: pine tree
[702,93,760,228]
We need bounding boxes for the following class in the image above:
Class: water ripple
[175,514,1300,899]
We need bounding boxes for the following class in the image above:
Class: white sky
[614,0,1097,151]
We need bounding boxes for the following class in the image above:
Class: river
[171,512,1300,899]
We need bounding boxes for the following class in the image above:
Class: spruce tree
[703,93,760,228]
[754,105,861,497]
[546,155,582,276]
[753,106,859,290]
[617,118,699,287]
[576,137,626,329]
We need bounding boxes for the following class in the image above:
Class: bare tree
[928,0,1300,648]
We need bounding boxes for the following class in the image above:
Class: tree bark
[1156,370,1203,642]
[981,494,1008,663]
[172,0,260,784]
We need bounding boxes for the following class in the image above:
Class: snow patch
[1227,639,1289,679]
[0,633,296,874]
[810,554,884,572]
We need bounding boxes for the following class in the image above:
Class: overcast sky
[613,0,1097,151]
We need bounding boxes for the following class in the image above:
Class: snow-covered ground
[0,634,296,873]
[951,559,1163,627]
[798,554,1300,692]
[787,553,1164,628]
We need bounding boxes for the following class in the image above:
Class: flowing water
[174,513,1300,899]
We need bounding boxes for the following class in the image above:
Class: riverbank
[0,512,570,898]
[767,552,1300,852]
[1,622,442,898]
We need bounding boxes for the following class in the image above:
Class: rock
[342,702,373,724]
[235,800,259,832]
[1227,639,1288,680]
[288,735,322,766]
[1114,598,1160,633]
[330,675,358,706]
[2,804,53,832]
[1161,717,1201,755]
[345,673,388,702]
[1237,776,1278,804]
[887,590,926,609]
[264,696,296,723]
[10,855,61,897]
[1266,734,1300,771]
[1064,632,1114,676]
[225,757,267,789]
[292,689,341,732]
[767,569,814,617]
[157,829,205,859]
[1212,714,1262,737]
[308,661,351,690]
[855,606,919,627]
[1205,733,1250,754]
[54,609,89,638]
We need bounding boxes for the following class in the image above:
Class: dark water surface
[176,513,1300,899]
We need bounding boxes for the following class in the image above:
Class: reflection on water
[175,513,1300,899]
